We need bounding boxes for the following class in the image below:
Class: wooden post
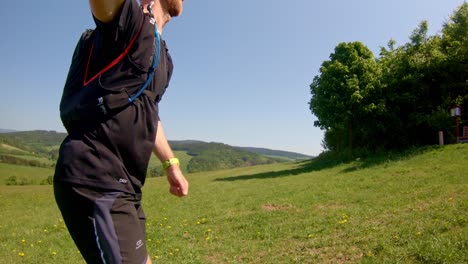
[438,131,444,146]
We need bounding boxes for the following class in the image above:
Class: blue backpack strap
[128,1,161,103]
[97,1,161,115]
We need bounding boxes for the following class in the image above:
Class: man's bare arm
[153,121,189,197]
[89,0,125,23]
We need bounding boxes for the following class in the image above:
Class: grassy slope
[0,163,54,185]
[0,142,57,168]
[0,143,28,153]
[0,144,466,263]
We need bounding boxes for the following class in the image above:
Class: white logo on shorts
[136,239,143,250]
[119,178,128,184]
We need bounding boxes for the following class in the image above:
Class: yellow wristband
[162,158,180,170]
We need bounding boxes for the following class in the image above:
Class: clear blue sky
[0,0,465,156]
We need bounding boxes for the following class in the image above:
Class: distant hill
[235,146,313,160]
[0,128,18,133]
[169,141,312,160]
[169,141,286,172]
[0,130,312,173]
[0,130,65,160]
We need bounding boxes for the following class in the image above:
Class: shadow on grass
[339,146,441,173]
[214,146,442,182]
[214,155,346,182]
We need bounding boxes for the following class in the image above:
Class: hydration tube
[128,0,161,103]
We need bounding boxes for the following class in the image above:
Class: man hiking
[53,0,189,263]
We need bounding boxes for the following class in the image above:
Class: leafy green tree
[379,28,448,147]
[310,4,468,152]
[441,3,468,119]
[309,42,383,150]
[378,11,467,147]
[409,21,429,47]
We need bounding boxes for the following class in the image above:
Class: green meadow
[0,144,467,263]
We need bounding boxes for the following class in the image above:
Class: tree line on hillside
[0,155,54,168]
[0,132,286,174]
[171,141,284,173]
[309,4,468,152]
[233,147,313,160]
[0,130,65,160]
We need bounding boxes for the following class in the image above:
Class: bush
[40,175,54,185]
[5,175,32,186]
[148,166,164,177]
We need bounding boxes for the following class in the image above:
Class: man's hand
[152,120,188,196]
[165,166,189,197]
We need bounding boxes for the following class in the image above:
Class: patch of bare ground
[262,203,295,212]
[314,203,347,210]
[206,252,228,264]
[313,203,348,216]
[304,246,363,264]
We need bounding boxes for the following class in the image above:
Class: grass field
[0,144,466,263]
[0,163,53,185]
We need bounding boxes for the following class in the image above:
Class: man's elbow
[89,0,125,23]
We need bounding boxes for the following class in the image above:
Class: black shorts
[54,182,148,264]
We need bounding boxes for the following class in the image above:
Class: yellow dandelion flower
[169,252,173,256]
[18,252,25,257]
[52,252,57,255]
[167,226,172,229]
[147,238,152,242]
[175,248,180,252]
[21,239,26,243]
[43,229,48,232]
[416,232,422,236]
[197,221,201,225]
[154,256,159,260]
[205,237,210,240]
[207,229,212,232]
[308,234,313,238]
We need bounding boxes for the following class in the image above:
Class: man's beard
[167,1,183,17]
